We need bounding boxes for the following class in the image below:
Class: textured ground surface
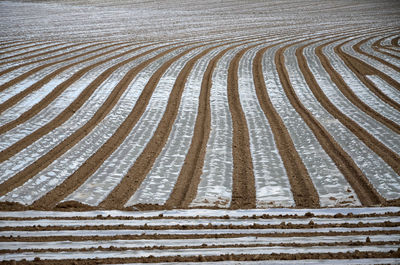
[0,0,399,263]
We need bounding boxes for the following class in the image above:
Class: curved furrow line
[226,44,258,209]
[0,41,97,72]
[164,41,254,209]
[188,47,236,208]
[357,35,400,111]
[0,42,99,80]
[0,43,157,153]
[237,44,294,208]
[0,41,46,56]
[0,41,28,50]
[365,35,400,68]
[304,37,400,201]
[373,35,400,63]
[0,43,163,162]
[0,43,179,198]
[60,42,218,208]
[0,42,143,132]
[290,36,384,206]
[0,41,114,90]
[336,38,400,132]
[0,41,70,64]
[342,36,400,112]
[319,39,400,174]
[0,42,137,125]
[251,45,319,208]
[276,38,368,207]
[28,43,205,209]
[366,75,400,104]
[101,41,234,210]
[124,40,258,210]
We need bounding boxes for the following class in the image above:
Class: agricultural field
[0,0,399,263]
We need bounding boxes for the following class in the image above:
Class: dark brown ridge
[391,36,400,47]
[227,46,257,209]
[316,38,400,176]
[100,43,226,209]
[0,41,112,92]
[0,43,160,162]
[0,44,179,197]
[33,43,201,209]
[0,42,138,133]
[332,39,400,135]
[0,40,27,49]
[0,41,68,64]
[295,37,385,206]
[373,34,400,61]
[0,42,130,116]
[165,41,252,209]
[253,46,320,208]
[0,41,94,71]
[351,35,400,111]
[0,41,40,55]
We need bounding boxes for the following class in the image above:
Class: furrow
[1,216,399,228]
[189,47,236,208]
[251,44,319,208]
[303,37,400,202]
[0,43,158,153]
[0,42,128,114]
[2,235,399,251]
[0,42,71,65]
[2,227,399,239]
[102,42,226,209]
[0,44,162,177]
[0,41,110,88]
[227,43,257,209]
[164,43,240,209]
[316,38,400,188]
[0,42,94,70]
[1,245,398,261]
[240,45,293,208]
[0,44,190,207]
[366,75,400,103]
[337,37,400,130]
[0,44,177,199]
[282,39,366,207]
[121,44,227,208]
[0,42,136,127]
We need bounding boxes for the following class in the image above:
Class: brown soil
[165,44,235,208]
[295,36,385,206]
[0,42,131,116]
[227,46,257,209]
[253,45,320,208]
[0,44,173,198]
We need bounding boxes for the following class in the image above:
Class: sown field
[0,0,399,263]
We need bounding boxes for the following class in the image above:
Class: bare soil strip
[0,43,139,134]
[0,42,69,64]
[227,46,257,209]
[33,44,202,209]
[100,43,226,210]
[0,44,177,199]
[316,41,400,177]
[0,41,45,56]
[343,37,400,114]
[165,45,235,208]
[0,208,398,263]
[0,42,94,69]
[294,38,385,206]
[0,42,131,115]
[0,41,111,92]
[0,43,160,163]
[253,46,320,208]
